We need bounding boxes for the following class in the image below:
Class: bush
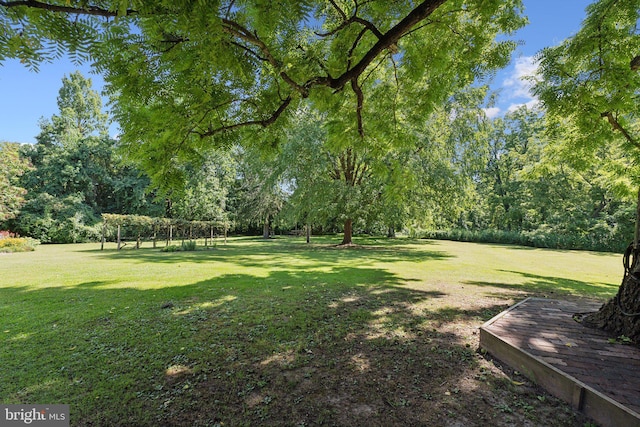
[419,227,629,253]
[182,240,197,251]
[0,237,40,253]
[161,241,198,252]
[13,193,102,243]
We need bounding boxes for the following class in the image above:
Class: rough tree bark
[341,219,353,246]
[582,188,640,343]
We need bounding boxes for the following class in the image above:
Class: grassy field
[0,236,622,426]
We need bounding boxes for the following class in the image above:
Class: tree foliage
[12,71,163,242]
[0,142,31,223]
[533,0,640,176]
[274,85,491,244]
[1,0,526,188]
[170,150,236,223]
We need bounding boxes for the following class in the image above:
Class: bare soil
[158,291,595,426]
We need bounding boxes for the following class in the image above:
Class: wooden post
[117,224,121,250]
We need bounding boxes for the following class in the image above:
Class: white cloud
[483,107,501,119]
[506,99,540,113]
[502,56,539,100]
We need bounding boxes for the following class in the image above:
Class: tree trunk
[341,218,353,245]
[582,188,640,343]
[306,223,311,244]
[262,216,270,239]
[387,226,396,238]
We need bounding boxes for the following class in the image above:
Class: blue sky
[0,0,592,144]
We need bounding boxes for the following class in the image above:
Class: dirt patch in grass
[156,289,594,427]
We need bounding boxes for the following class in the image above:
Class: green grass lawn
[0,236,622,426]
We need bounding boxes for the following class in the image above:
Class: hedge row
[417,228,629,253]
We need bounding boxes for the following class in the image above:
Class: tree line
[0,71,634,251]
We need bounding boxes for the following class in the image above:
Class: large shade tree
[15,72,163,242]
[533,0,640,340]
[1,0,526,191]
[276,86,491,245]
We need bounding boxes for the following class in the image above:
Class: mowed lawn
[0,236,622,426]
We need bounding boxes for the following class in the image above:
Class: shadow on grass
[88,237,454,269]
[464,269,620,300]
[0,259,544,427]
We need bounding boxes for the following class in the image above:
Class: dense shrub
[0,236,40,253]
[160,241,198,252]
[13,193,102,243]
[417,227,630,253]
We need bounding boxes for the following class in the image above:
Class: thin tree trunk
[341,218,353,245]
[263,216,270,239]
[306,223,311,244]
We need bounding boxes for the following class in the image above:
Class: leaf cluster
[533,0,640,173]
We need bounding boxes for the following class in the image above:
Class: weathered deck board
[480,298,640,427]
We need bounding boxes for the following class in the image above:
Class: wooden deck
[480,298,640,427]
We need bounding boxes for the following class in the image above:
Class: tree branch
[601,111,640,150]
[5,0,449,139]
[199,96,292,137]
[221,18,309,97]
[351,78,364,137]
[225,40,267,61]
[329,0,347,20]
[306,0,446,91]
[0,0,135,16]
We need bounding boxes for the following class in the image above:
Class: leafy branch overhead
[1,1,525,160]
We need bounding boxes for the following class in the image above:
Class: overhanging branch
[198,96,292,137]
[0,0,136,16]
[306,0,447,91]
[4,0,449,139]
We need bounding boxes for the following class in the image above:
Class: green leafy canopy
[1,0,526,188]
